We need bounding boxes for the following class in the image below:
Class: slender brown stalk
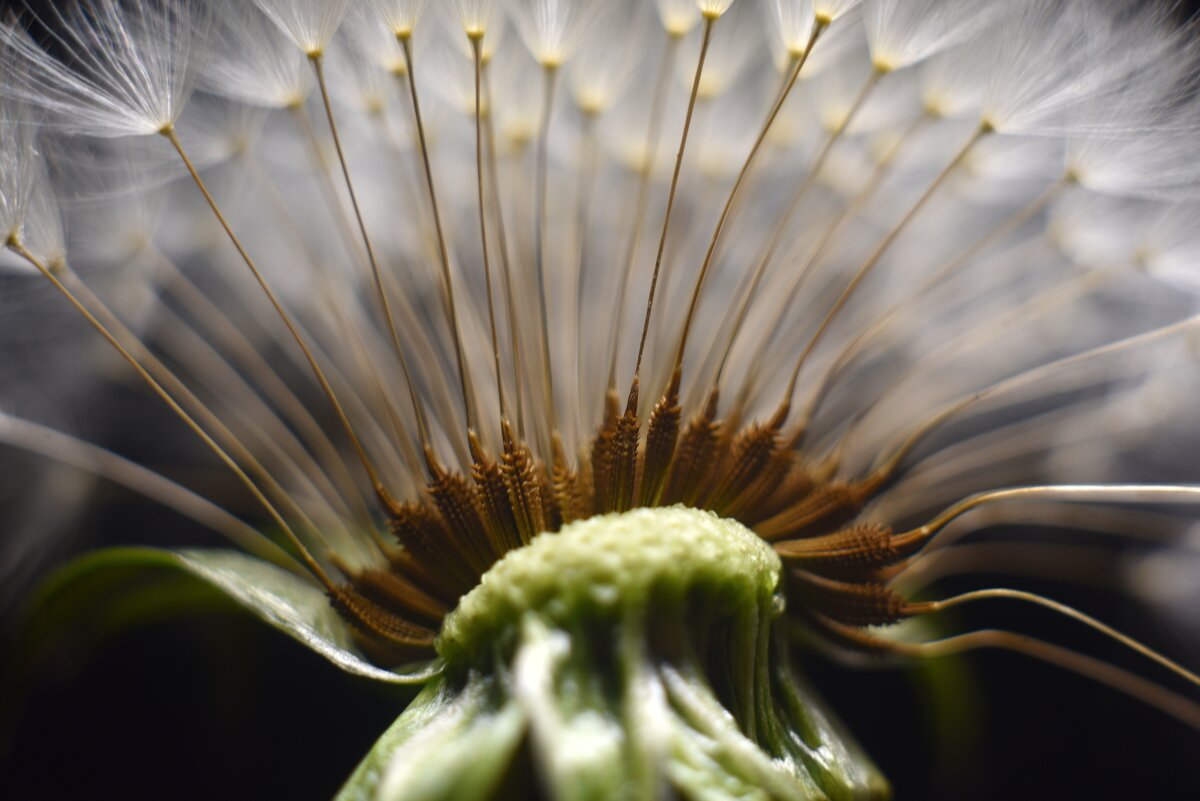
[670,20,826,379]
[0,410,293,568]
[572,107,600,437]
[853,274,1178,485]
[160,127,394,496]
[471,34,508,424]
[533,63,562,436]
[630,14,717,410]
[308,54,455,461]
[607,32,681,392]
[152,248,375,525]
[731,68,885,378]
[854,627,1200,729]
[775,123,991,424]
[398,35,477,438]
[7,238,330,584]
[798,172,1071,428]
[483,65,527,437]
[907,587,1200,687]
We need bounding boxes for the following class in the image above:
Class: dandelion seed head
[251,0,351,58]
[918,44,987,119]
[202,0,313,109]
[813,0,863,25]
[488,40,540,146]
[20,177,67,270]
[504,0,601,69]
[0,0,203,137]
[567,3,647,116]
[175,98,270,166]
[367,0,432,40]
[345,8,410,77]
[451,0,500,39]
[1068,123,1200,202]
[765,0,815,58]
[684,0,763,100]
[655,0,702,36]
[696,0,739,20]
[4,0,1200,795]
[64,186,162,266]
[863,0,999,73]
[1138,202,1200,294]
[0,98,39,245]
[328,18,401,117]
[426,32,487,115]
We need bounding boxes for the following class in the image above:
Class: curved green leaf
[17,546,439,685]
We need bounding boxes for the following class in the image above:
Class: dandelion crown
[2,0,1200,798]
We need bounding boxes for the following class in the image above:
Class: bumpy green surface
[438,505,782,665]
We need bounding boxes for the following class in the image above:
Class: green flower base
[339,507,890,801]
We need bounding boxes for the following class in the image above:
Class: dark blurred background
[2,1,1200,799]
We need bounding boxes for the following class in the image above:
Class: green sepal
[338,613,890,801]
[336,675,527,801]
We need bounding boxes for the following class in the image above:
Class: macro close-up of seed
[1,0,1199,798]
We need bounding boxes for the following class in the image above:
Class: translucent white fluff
[976,3,1166,135]
[21,178,67,269]
[1069,126,1200,203]
[425,25,482,114]
[0,98,38,243]
[1049,193,1144,269]
[439,3,510,64]
[918,43,986,119]
[686,0,764,100]
[174,98,270,168]
[764,0,815,58]
[0,0,202,137]
[567,3,649,115]
[1139,203,1200,294]
[655,0,702,36]
[342,7,411,78]
[696,0,739,19]
[251,0,352,57]
[863,0,999,72]
[367,0,432,38]
[1065,43,1200,201]
[203,1,312,109]
[451,0,501,38]
[488,38,542,145]
[785,8,867,80]
[813,0,863,24]
[504,0,601,68]
[329,15,403,114]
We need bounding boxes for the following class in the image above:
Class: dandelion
[3,0,1200,798]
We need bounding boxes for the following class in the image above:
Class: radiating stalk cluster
[3,0,1200,798]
